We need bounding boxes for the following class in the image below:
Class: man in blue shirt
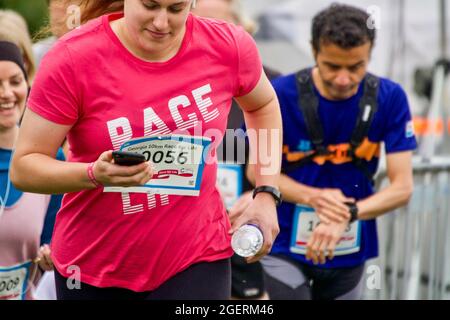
[247,4,417,300]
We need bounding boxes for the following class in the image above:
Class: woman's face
[123,0,192,53]
[0,61,27,130]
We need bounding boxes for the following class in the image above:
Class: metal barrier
[363,156,450,300]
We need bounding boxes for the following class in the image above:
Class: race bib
[104,135,212,196]
[290,205,361,256]
[0,261,31,300]
[216,163,243,210]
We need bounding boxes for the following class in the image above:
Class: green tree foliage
[0,0,49,39]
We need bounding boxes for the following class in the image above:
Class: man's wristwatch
[252,186,282,207]
[346,202,359,223]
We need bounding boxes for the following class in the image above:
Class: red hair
[79,0,124,24]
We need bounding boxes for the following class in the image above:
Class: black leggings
[55,259,231,300]
[263,255,365,300]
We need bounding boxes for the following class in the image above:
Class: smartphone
[112,151,146,166]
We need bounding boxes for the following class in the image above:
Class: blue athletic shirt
[0,148,65,245]
[271,70,417,268]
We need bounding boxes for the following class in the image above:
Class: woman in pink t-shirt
[11,0,282,300]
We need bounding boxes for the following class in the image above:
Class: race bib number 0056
[104,135,212,196]
[290,205,361,256]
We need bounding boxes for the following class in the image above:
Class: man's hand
[305,220,349,265]
[229,192,280,264]
[308,188,354,224]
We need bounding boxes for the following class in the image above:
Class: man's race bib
[216,163,242,210]
[0,261,31,300]
[290,205,361,256]
[104,135,212,196]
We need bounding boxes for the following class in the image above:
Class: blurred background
[0,0,48,36]
[243,0,450,158]
[2,0,449,155]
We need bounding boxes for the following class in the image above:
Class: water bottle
[231,224,264,257]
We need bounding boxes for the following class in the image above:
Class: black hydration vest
[282,68,380,185]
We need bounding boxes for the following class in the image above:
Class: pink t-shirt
[28,12,262,291]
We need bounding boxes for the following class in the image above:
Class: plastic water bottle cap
[231,224,264,257]
[238,237,251,250]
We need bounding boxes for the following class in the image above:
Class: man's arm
[247,163,316,203]
[356,151,414,220]
[306,150,414,264]
[246,164,353,223]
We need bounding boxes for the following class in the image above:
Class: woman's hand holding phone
[112,151,146,166]
[90,151,153,187]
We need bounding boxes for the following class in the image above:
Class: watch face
[350,204,358,222]
[344,202,358,222]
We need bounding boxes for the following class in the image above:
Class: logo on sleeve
[296,139,312,152]
[406,120,415,138]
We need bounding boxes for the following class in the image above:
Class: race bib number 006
[290,205,361,256]
[0,261,31,300]
[104,135,212,196]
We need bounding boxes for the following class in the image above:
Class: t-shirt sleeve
[232,27,263,97]
[28,42,80,125]
[383,84,418,153]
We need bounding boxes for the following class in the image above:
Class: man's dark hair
[311,3,376,52]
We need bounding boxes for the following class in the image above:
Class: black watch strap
[345,202,359,223]
[252,186,282,207]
